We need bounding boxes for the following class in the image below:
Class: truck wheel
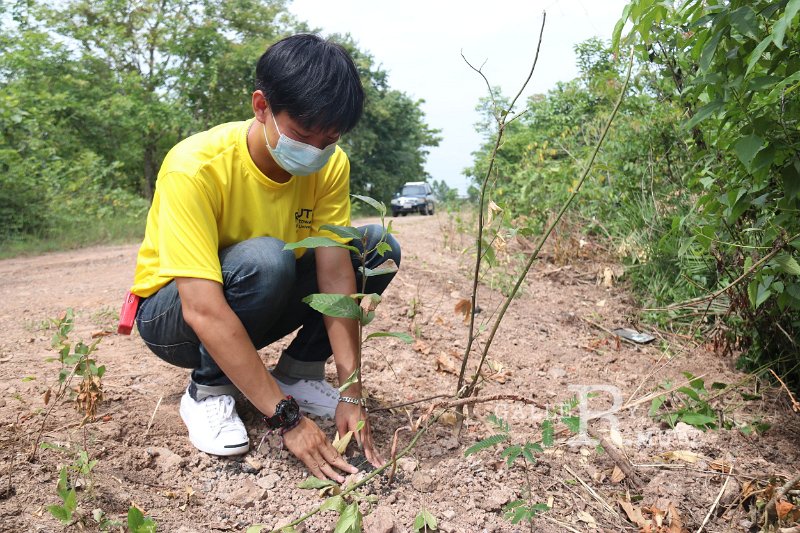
[420,204,429,216]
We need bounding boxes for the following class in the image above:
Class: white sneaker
[179,389,249,456]
[271,374,339,418]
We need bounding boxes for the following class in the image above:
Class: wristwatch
[264,396,302,432]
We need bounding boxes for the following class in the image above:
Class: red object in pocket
[118,290,140,335]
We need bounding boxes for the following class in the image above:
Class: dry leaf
[435,353,459,375]
[619,499,650,528]
[361,293,382,312]
[709,459,733,473]
[602,267,614,288]
[454,298,472,323]
[648,506,665,527]
[487,200,503,226]
[43,387,52,406]
[660,450,700,464]
[576,510,597,528]
[91,330,113,339]
[666,502,684,533]
[332,430,354,454]
[610,465,626,483]
[413,339,431,355]
[439,412,458,426]
[777,499,795,520]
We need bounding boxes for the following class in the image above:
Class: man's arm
[315,246,384,466]
[176,277,357,482]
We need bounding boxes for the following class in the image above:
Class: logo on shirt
[295,208,312,230]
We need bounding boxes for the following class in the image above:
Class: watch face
[282,400,300,422]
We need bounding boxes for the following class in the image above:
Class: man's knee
[220,237,296,306]
[359,224,401,266]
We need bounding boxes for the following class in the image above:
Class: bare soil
[0,213,798,532]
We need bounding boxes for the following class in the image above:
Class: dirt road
[0,213,797,532]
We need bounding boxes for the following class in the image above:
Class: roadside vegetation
[467,0,800,392]
[0,0,439,254]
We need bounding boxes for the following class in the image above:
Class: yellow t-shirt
[131,119,351,297]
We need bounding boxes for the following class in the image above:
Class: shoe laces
[203,394,238,432]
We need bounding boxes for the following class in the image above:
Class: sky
[289,0,630,194]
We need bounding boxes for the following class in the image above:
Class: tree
[335,35,441,205]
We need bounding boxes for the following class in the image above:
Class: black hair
[256,34,364,134]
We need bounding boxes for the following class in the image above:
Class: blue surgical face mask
[262,112,337,176]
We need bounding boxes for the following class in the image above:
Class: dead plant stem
[696,460,733,533]
[456,13,547,399]
[462,52,634,401]
[769,369,800,412]
[586,426,643,489]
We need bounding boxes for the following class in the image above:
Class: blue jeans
[136,224,401,399]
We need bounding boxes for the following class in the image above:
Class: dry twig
[770,369,800,413]
[696,460,734,533]
[587,426,644,490]
[144,395,163,437]
[764,472,800,527]
[563,464,618,518]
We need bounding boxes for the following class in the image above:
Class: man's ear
[252,90,269,123]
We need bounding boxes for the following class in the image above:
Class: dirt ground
[0,213,798,533]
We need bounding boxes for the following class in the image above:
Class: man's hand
[281,417,358,483]
[335,401,384,467]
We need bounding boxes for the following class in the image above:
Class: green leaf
[351,194,386,216]
[413,508,438,532]
[680,412,717,428]
[772,0,800,48]
[298,476,337,490]
[359,260,399,277]
[246,526,268,533]
[501,445,522,465]
[699,29,723,72]
[541,419,554,447]
[333,502,362,533]
[375,241,393,257]
[746,35,774,76]
[755,284,772,308]
[767,71,800,101]
[677,386,701,402]
[748,280,759,308]
[685,99,723,130]
[365,331,414,343]
[775,254,800,276]
[729,6,758,40]
[734,135,765,170]
[48,504,72,524]
[302,294,361,320]
[127,507,144,529]
[464,434,508,456]
[284,237,359,254]
[359,309,375,326]
[561,415,580,433]
[782,162,800,199]
[320,495,346,513]
[321,224,363,241]
[612,4,631,50]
